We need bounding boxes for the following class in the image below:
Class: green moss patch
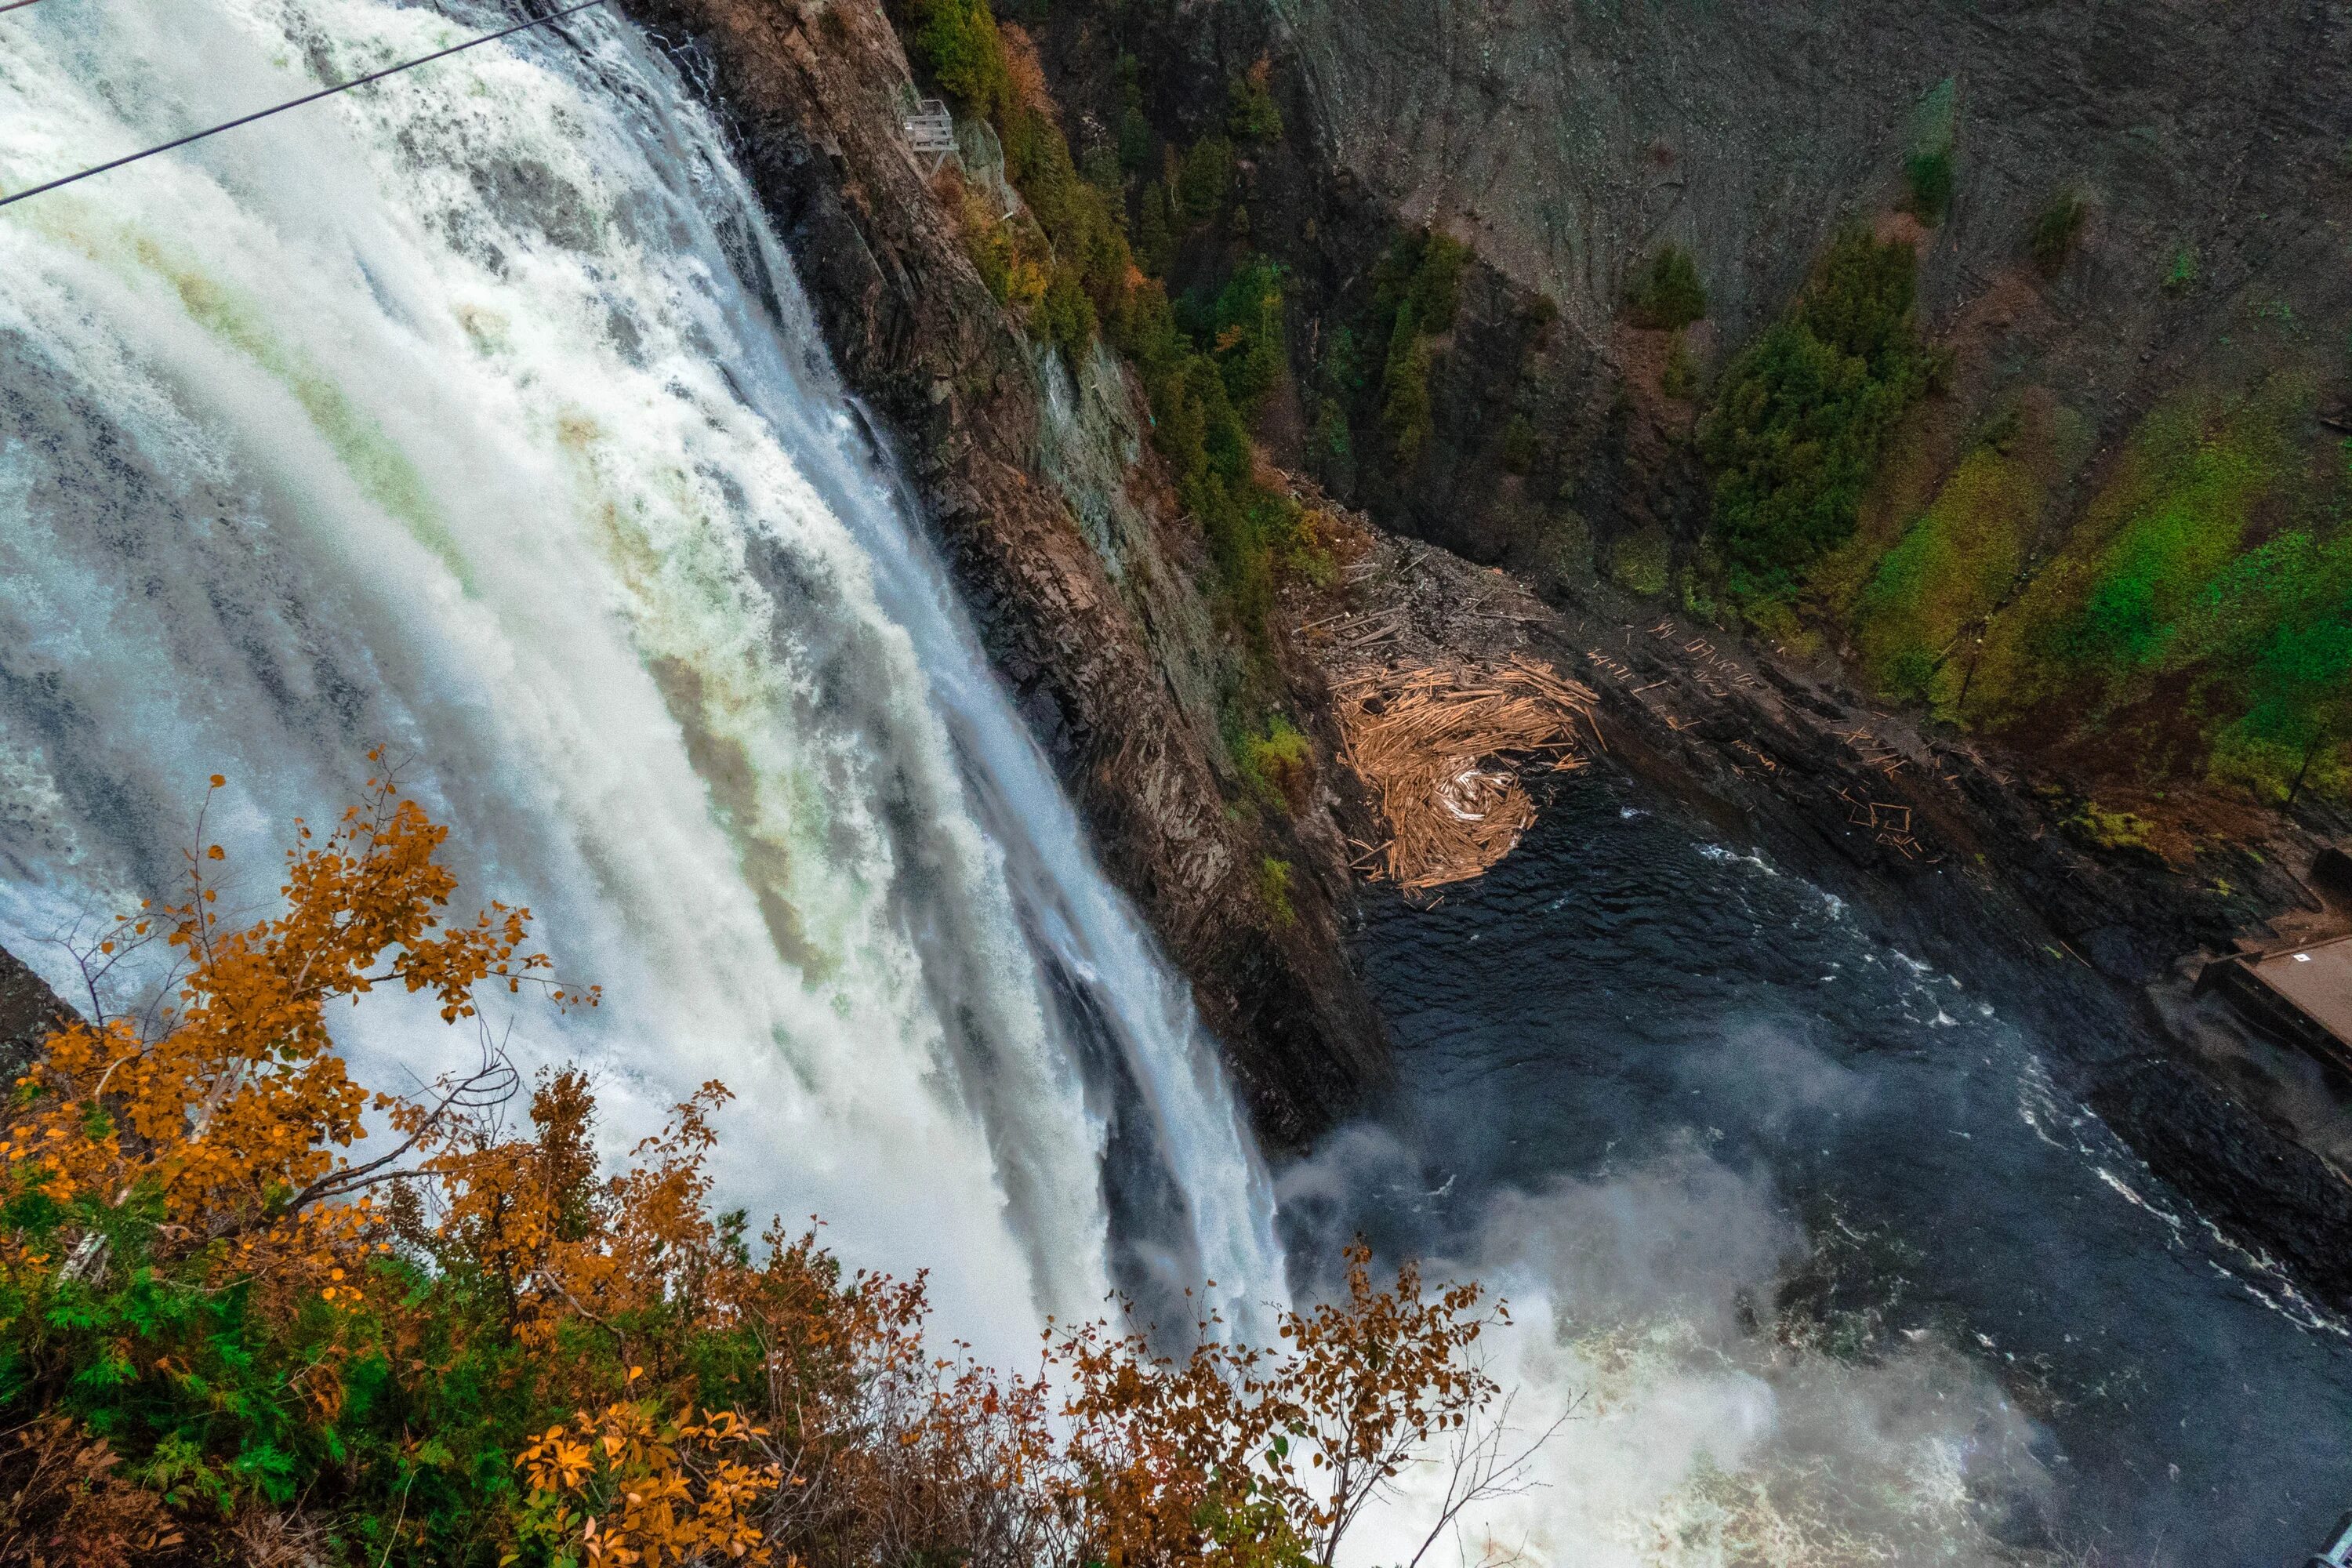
[1853,446,2040,706]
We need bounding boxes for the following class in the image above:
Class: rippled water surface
[1319,780,2352,1566]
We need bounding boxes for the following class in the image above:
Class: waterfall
[0,0,1281,1356]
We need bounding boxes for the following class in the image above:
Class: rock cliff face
[1279,0,2350,345]
[1053,0,2352,594]
[593,0,2352,1298]
[616,0,1387,1147]
[0,945,71,1085]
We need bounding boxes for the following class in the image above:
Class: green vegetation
[2170,524,2352,802]
[1611,524,1673,597]
[912,0,1011,114]
[1905,149,1955,227]
[1313,394,1352,463]
[1225,60,1283,143]
[2062,407,2284,672]
[2162,244,2200,296]
[1192,253,1289,414]
[955,185,1049,311]
[1625,244,1708,330]
[1257,855,1299,927]
[1371,230,1471,463]
[2064,800,2158,855]
[1661,332,1700,401]
[1904,78,1957,226]
[1134,179,1177,274]
[1852,446,2038,703]
[1922,379,2352,801]
[2030,191,2088,276]
[1239,713,1314,811]
[1696,228,1931,598]
[1500,412,1539,474]
[1121,255,1321,665]
[1177,136,1234,224]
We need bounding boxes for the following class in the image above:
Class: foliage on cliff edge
[0,779,1519,1565]
[901,0,1330,785]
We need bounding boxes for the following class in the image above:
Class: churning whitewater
[0,0,1281,1356]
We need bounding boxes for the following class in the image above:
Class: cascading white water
[0,0,1280,1357]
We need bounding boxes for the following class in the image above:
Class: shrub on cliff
[1177,135,1235,227]
[1199,253,1289,416]
[0,781,1526,1563]
[1905,148,1955,226]
[1698,228,1929,598]
[2030,191,2088,276]
[1904,78,1957,227]
[1240,713,1314,813]
[1625,244,1707,330]
[1373,230,1471,464]
[908,0,1011,118]
[1225,60,1283,144]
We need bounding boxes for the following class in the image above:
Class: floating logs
[1334,655,1601,891]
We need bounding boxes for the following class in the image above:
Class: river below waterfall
[1300,778,2352,1566]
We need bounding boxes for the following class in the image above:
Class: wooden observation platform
[902,99,956,172]
[2198,848,2352,1075]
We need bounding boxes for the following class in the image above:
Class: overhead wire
[0,0,610,210]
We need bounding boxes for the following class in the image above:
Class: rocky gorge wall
[576,0,2352,1305]
[901,0,2352,1306]
[1277,0,2352,345]
[1250,0,2352,572]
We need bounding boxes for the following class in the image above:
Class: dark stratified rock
[0,942,71,1083]
[2087,1051,2352,1310]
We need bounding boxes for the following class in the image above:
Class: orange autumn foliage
[0,775,1528,1568]
[1055,1248,1501,1568]
[2,768,593,1363]
[517,1381,778,1567]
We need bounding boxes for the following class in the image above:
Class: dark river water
[1296,777,2352,1566]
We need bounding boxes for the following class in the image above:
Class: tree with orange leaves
[0,774,1543,1567]
[1,764,590,1310]
[1051,1246,1522,1568]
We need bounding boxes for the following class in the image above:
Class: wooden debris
[1334,655,1600,891]
[1834,788,1942,862]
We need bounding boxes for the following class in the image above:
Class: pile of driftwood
[1334,655,1600,891]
